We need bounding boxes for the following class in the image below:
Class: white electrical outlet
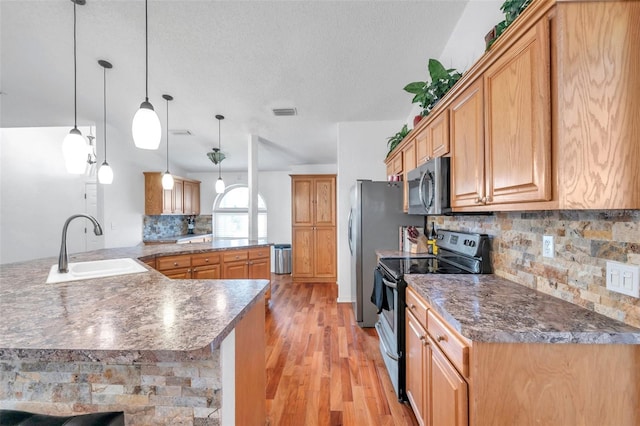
[542,235,554,258]
[606,261,640,298]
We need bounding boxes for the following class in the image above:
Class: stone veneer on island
[0,241,270,425]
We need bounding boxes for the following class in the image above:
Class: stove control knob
[469,241,476,247]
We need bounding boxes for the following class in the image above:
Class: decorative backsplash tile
[143,215,213,240]
[435,210,640,328]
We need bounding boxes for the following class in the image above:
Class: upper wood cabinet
[144,172,201,215]
[556,0,640,209]
[291,175,336,227]
[402,140,417,212]
[389,0,640,212]
[451,18,551,210]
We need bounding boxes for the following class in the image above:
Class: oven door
[375,266,406,401]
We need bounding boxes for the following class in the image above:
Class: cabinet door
[429,109,450,158]
[484,19,551,205]
[249,258,270,280]
[173,179,184,214]
[314,176,336,227]
[162,188,173,214]
[192,265,220,279]
[415,131,430,166]
[430,341,468,426]
[313,227,336,279]
[406,311,428,426]
[223,260,249,279]
[402,140,417,212]
[292,227,314,278]
[183,180,194,215]
[292,177,314,227]
[162,268,192,279]
[450,79,485,208]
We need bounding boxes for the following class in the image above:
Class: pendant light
[215,114,226,194]
[132,0,161,150]
[98,59,114,184]
[62,0,88,174]
[161,94,174,190]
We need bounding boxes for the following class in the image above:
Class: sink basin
[46,258,148,283]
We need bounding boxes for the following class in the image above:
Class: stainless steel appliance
[375,229,491,400]
[348,180,422,327]
[407,157,451,215]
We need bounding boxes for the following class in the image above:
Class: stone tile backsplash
[434,210,640,328]
[143,215,213,240]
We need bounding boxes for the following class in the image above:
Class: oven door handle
[381,276,397,289]
[375,322,400,361]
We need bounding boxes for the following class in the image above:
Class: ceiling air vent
[170,129,192,136]
[272,108,297,117]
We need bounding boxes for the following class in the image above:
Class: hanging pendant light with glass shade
[62,0,89,174]
[214,115,226,194]
[161,94,174,190]
[132,0,161,150]
[98,59,114,184]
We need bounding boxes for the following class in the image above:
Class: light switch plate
[542,235,554,258]
[606,261,640,298]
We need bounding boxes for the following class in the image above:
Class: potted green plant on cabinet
[403,58,462,121]
[386,124,409,158]
[485,0,533,49]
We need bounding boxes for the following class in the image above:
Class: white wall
[1,126,95,264]
[335,120,402,302]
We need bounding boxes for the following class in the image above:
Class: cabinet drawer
[191,252,221,267]
[427,310,469,377]
[249,247,270,260]
[223,250,248,263]
[406,287,428,330]
[157,255,191,271]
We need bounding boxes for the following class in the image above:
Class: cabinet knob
[419,335,426,341]
[436,335,447,342]
[409,304,416,310]
[173,262,178,266]
[205,258,209,263]
[475,197,482,204]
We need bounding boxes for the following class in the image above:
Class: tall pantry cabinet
[291,174,337,282]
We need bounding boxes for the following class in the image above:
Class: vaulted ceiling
[1,0,470,172]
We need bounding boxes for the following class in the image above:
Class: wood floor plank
[266,275,417,426]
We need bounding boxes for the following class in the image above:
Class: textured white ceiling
[1,0,470,172]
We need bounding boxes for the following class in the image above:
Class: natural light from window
[213,186,267,239]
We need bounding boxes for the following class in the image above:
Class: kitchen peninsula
[0,240,271,425]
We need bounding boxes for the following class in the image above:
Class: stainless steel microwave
[407,157,451,215]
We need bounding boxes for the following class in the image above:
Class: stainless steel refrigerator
[348,180,423,327]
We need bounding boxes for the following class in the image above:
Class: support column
[248,134,259,241]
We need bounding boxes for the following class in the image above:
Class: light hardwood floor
[265,274,418,426]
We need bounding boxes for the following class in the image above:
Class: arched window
[213,185,267,239]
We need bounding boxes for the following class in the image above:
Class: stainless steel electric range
[375,229,492,401]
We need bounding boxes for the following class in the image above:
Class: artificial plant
[403,59,462,117]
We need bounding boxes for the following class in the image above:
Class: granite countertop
[143,233,213,244]
[406,274,640,344]
[0,240,271,362]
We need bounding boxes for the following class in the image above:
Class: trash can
[274,244,292,274]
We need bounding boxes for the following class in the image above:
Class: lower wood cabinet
[154,247,271,302]
[406,287,468,426]
[405,285,640,426]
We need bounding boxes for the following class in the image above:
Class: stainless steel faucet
[58,214,103,273]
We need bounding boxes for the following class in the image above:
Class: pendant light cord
[103,66,107,161]
[73,0,78,129]
[145,0,149,102]
[218,119,222,179]
[166,99,169,171]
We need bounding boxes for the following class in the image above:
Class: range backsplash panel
[434,210,640,328]
[143,215,213,240]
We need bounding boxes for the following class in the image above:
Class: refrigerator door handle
[347,209,354,254]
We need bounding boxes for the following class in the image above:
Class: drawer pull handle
[436,335,447,342]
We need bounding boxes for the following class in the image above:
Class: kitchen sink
[46,258,148,284]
